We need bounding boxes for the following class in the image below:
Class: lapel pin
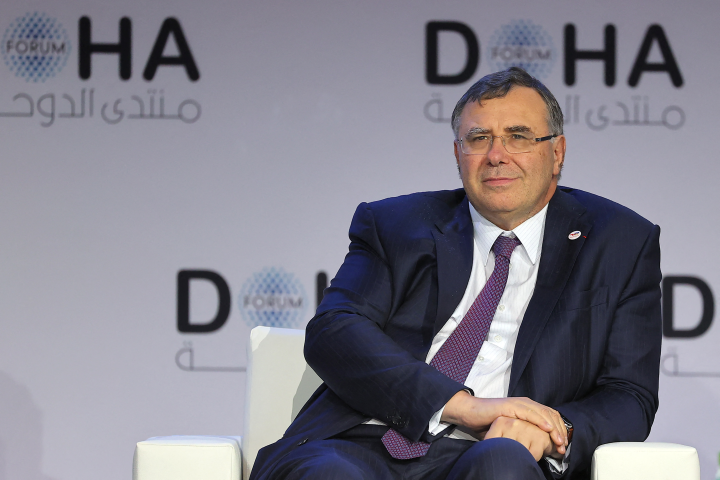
[568,231,581,240]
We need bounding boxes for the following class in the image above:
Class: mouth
[483,177,517,187]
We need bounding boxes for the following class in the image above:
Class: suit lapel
[508,188,591,396]
[431,196,474,337]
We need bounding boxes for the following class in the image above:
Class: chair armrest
[592,442,699,480]
[133,435,243,480]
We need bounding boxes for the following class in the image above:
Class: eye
[467,135,489,142]
[510,133,530,140]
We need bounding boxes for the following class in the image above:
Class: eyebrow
[464,125,533,137]
[465,127,491,136]
[505,125,532,133]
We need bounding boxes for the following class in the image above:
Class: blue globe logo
[238,267,308,329]
[488,20,556,80]
[2,12,71,82]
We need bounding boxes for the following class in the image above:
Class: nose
[486,136,507,166]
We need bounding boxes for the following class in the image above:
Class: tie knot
[493,235,520,259]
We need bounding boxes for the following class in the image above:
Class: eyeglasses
[457,132,558,155]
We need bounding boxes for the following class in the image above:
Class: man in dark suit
[250,67,661,479]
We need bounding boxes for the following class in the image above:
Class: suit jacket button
[297,438,309,446]
[388,413,402,426]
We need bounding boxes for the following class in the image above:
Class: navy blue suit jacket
[250,186,662,480]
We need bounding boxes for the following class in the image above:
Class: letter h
[79,17,132,80]
[564,24,616,86]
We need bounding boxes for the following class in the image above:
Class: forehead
[458,87,548,133]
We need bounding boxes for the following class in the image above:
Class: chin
[479,194,519,212]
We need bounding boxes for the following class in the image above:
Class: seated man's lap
[266,425,547,480]
[447,437,547,480]
[266,437,393,480]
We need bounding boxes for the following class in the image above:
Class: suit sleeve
[304,202,466,441]
[556,224,662,478]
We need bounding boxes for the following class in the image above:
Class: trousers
[266,425,548,480]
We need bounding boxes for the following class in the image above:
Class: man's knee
[281,454,367,480]
[268,441,385,480]
[447,437,545,480]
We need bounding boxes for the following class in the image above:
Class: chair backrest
[240,328,702,480]
[242,326,322,479]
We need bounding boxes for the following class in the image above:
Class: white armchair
[133,327,700,480]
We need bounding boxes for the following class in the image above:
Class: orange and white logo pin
[568,231,581,240]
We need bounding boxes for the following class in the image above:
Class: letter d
[662,276,714,338]
[177,269,231,333]
[425,21,479,85]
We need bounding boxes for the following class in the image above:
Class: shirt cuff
[428,388,474,436]
[428,405,449,435]
[545,442,571,475]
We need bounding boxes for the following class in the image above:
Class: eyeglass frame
[455,132,559,155]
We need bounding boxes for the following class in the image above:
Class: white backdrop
[1,0,719,478]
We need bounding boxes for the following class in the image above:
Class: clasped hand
[441,391,568,461]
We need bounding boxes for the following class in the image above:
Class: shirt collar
[469,202,549,266]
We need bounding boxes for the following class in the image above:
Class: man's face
[454,86,566,231]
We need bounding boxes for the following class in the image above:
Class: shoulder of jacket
[558,186,656,230]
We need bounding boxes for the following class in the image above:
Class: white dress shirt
[427,202,568,473]
[427,202,547,437]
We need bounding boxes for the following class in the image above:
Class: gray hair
[451,67,564,139]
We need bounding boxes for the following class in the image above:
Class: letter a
[143,18,200,81]
[628,25,683,87]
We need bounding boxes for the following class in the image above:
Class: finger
[529,441,544,462]
[484,418,503,439]
[518,403,565,447]
[512,405,554,433]
[529,439,545,462]
[543,429,566,459]
[496,399,564,447]
[544,409,566,446]
[541,407,565,444]
[489,420,529,451]
[527,429,557,461]
[513,434,536,460]
[516,399,556,428]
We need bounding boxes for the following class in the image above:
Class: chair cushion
[133,435,242,480]
[592,442,699,480]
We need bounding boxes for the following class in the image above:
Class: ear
[454,140,464,178]
[552,135,566,176]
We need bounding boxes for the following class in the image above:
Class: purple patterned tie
[381,235,521,459]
